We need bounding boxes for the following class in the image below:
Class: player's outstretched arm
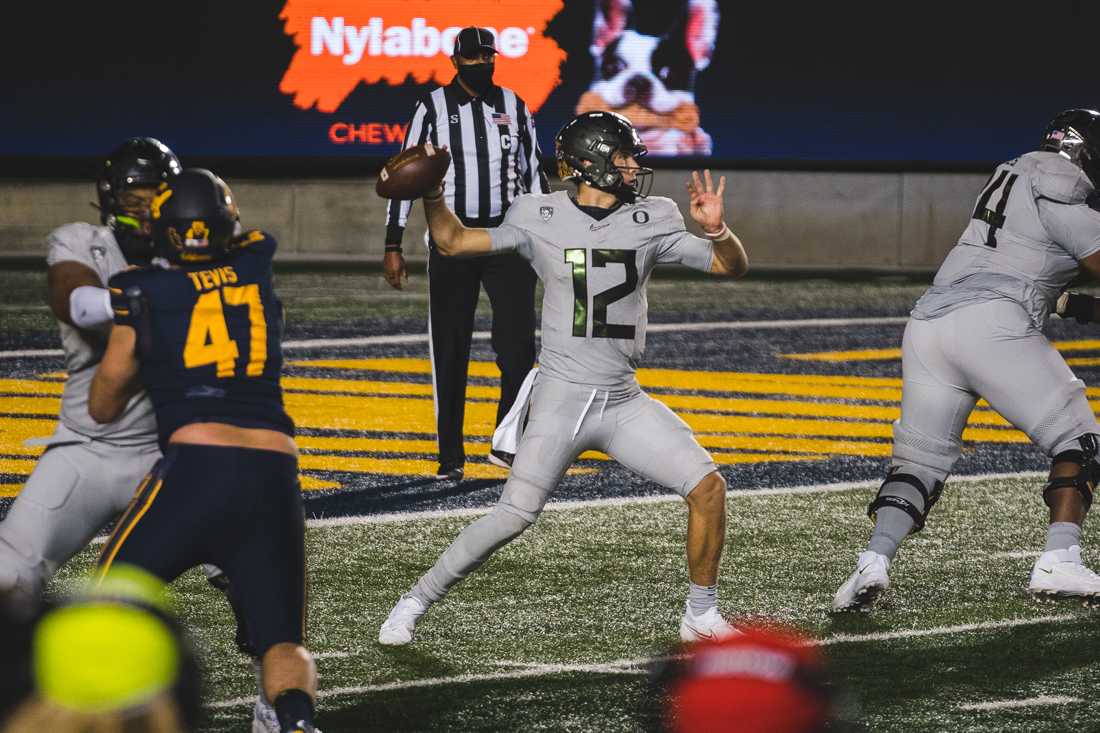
[421,186,492,256]
[89,324,140,423]
[687,170,748,278]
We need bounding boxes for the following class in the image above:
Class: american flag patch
[491,112,512,126]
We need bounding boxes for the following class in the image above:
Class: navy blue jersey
[109,231,294,448]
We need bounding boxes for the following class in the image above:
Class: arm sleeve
[1037,200,1100,261]
[488,201,535,260]
[384,100,434,245]
[518,100,550,194]
[652,204,714,272]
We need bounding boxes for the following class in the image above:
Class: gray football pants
[411,375,717,604]
[0,438,160,609]
[892,300,1100,486]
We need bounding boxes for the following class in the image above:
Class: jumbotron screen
[2,1,1098,163]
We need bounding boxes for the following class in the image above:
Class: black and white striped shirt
[384,79,551,246]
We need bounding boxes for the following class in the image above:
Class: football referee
[382,26,550,481]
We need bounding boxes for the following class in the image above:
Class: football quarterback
[380,110,748,645]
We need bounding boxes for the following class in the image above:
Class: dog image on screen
[575,0,719,156]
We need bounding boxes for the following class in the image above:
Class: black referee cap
[454,27,497,59]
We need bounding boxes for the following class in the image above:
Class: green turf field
[49,474,1100,732]
[7,266,1100,731]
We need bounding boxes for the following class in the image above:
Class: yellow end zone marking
[0,458,37,475]
[0,418,55,456]
[300,475,341,491]
[284,376,500,400]
[0,396,61,415]
[0,378,63,396]
[0,355,1079,500]
[783,339,1100,363]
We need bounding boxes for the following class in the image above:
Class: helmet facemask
[96,138,182,264]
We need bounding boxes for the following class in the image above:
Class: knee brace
[867,467,945,533]
[1045,434,1100,511]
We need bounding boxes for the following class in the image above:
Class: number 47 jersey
[912,151,1100,328]
[109,231,294,449]
[489,190,715,389]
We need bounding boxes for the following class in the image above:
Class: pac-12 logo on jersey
[632,210,650,224]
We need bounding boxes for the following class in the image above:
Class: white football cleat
[679,603,737,642]
[832,550,891,612]
[379,594,429,646]
[1028,545,1100,598]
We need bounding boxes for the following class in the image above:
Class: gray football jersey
[44,223,157,445]
[912,151,1100,327]
[490,190,714,388]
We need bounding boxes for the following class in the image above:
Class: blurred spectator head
[1,565,200,733]
[658,624,833,733]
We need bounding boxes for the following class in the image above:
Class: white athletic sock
[688,582,717,616]
[1044,521,1082,553]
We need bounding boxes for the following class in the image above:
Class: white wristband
[703,223,730,240]
[69,286,113,328]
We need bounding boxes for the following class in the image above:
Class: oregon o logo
[632,211,650,224]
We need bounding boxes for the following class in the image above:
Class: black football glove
[1057,291,1097,324]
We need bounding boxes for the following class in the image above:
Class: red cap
[666,625,830,733]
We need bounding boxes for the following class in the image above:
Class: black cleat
[434,463,464,481]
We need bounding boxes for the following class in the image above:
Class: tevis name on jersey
[489,191,715,389]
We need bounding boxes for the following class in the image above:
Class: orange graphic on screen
[278,1,567,114]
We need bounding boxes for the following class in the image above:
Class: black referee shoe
[434,463,464,481]
[488,450,514,469]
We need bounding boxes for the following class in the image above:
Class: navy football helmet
[150,169,239,264]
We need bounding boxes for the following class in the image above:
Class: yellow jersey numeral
[182,286,267,377]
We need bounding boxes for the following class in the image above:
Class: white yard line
[959,695,1080,711]
[989,550,1039,560]
[306,470,1044,529]
[207,612,1082,709]
[0,316,910,360]
[817,613,1077,646]
[87,470,1045,545]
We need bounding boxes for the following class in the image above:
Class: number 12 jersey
[489,190,714,389]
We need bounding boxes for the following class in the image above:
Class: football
[375,143,451,200]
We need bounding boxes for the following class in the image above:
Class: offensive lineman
[88,170,319,733]
[379,111,749,645]
[0,138,178,611]
[834,109,1100,611]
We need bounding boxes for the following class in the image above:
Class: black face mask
[457,62,494,95]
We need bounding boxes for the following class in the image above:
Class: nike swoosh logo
[590,222,610,230]
[1039,568,1053,574]
[690,629,718,640]
[858,564,872,574]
